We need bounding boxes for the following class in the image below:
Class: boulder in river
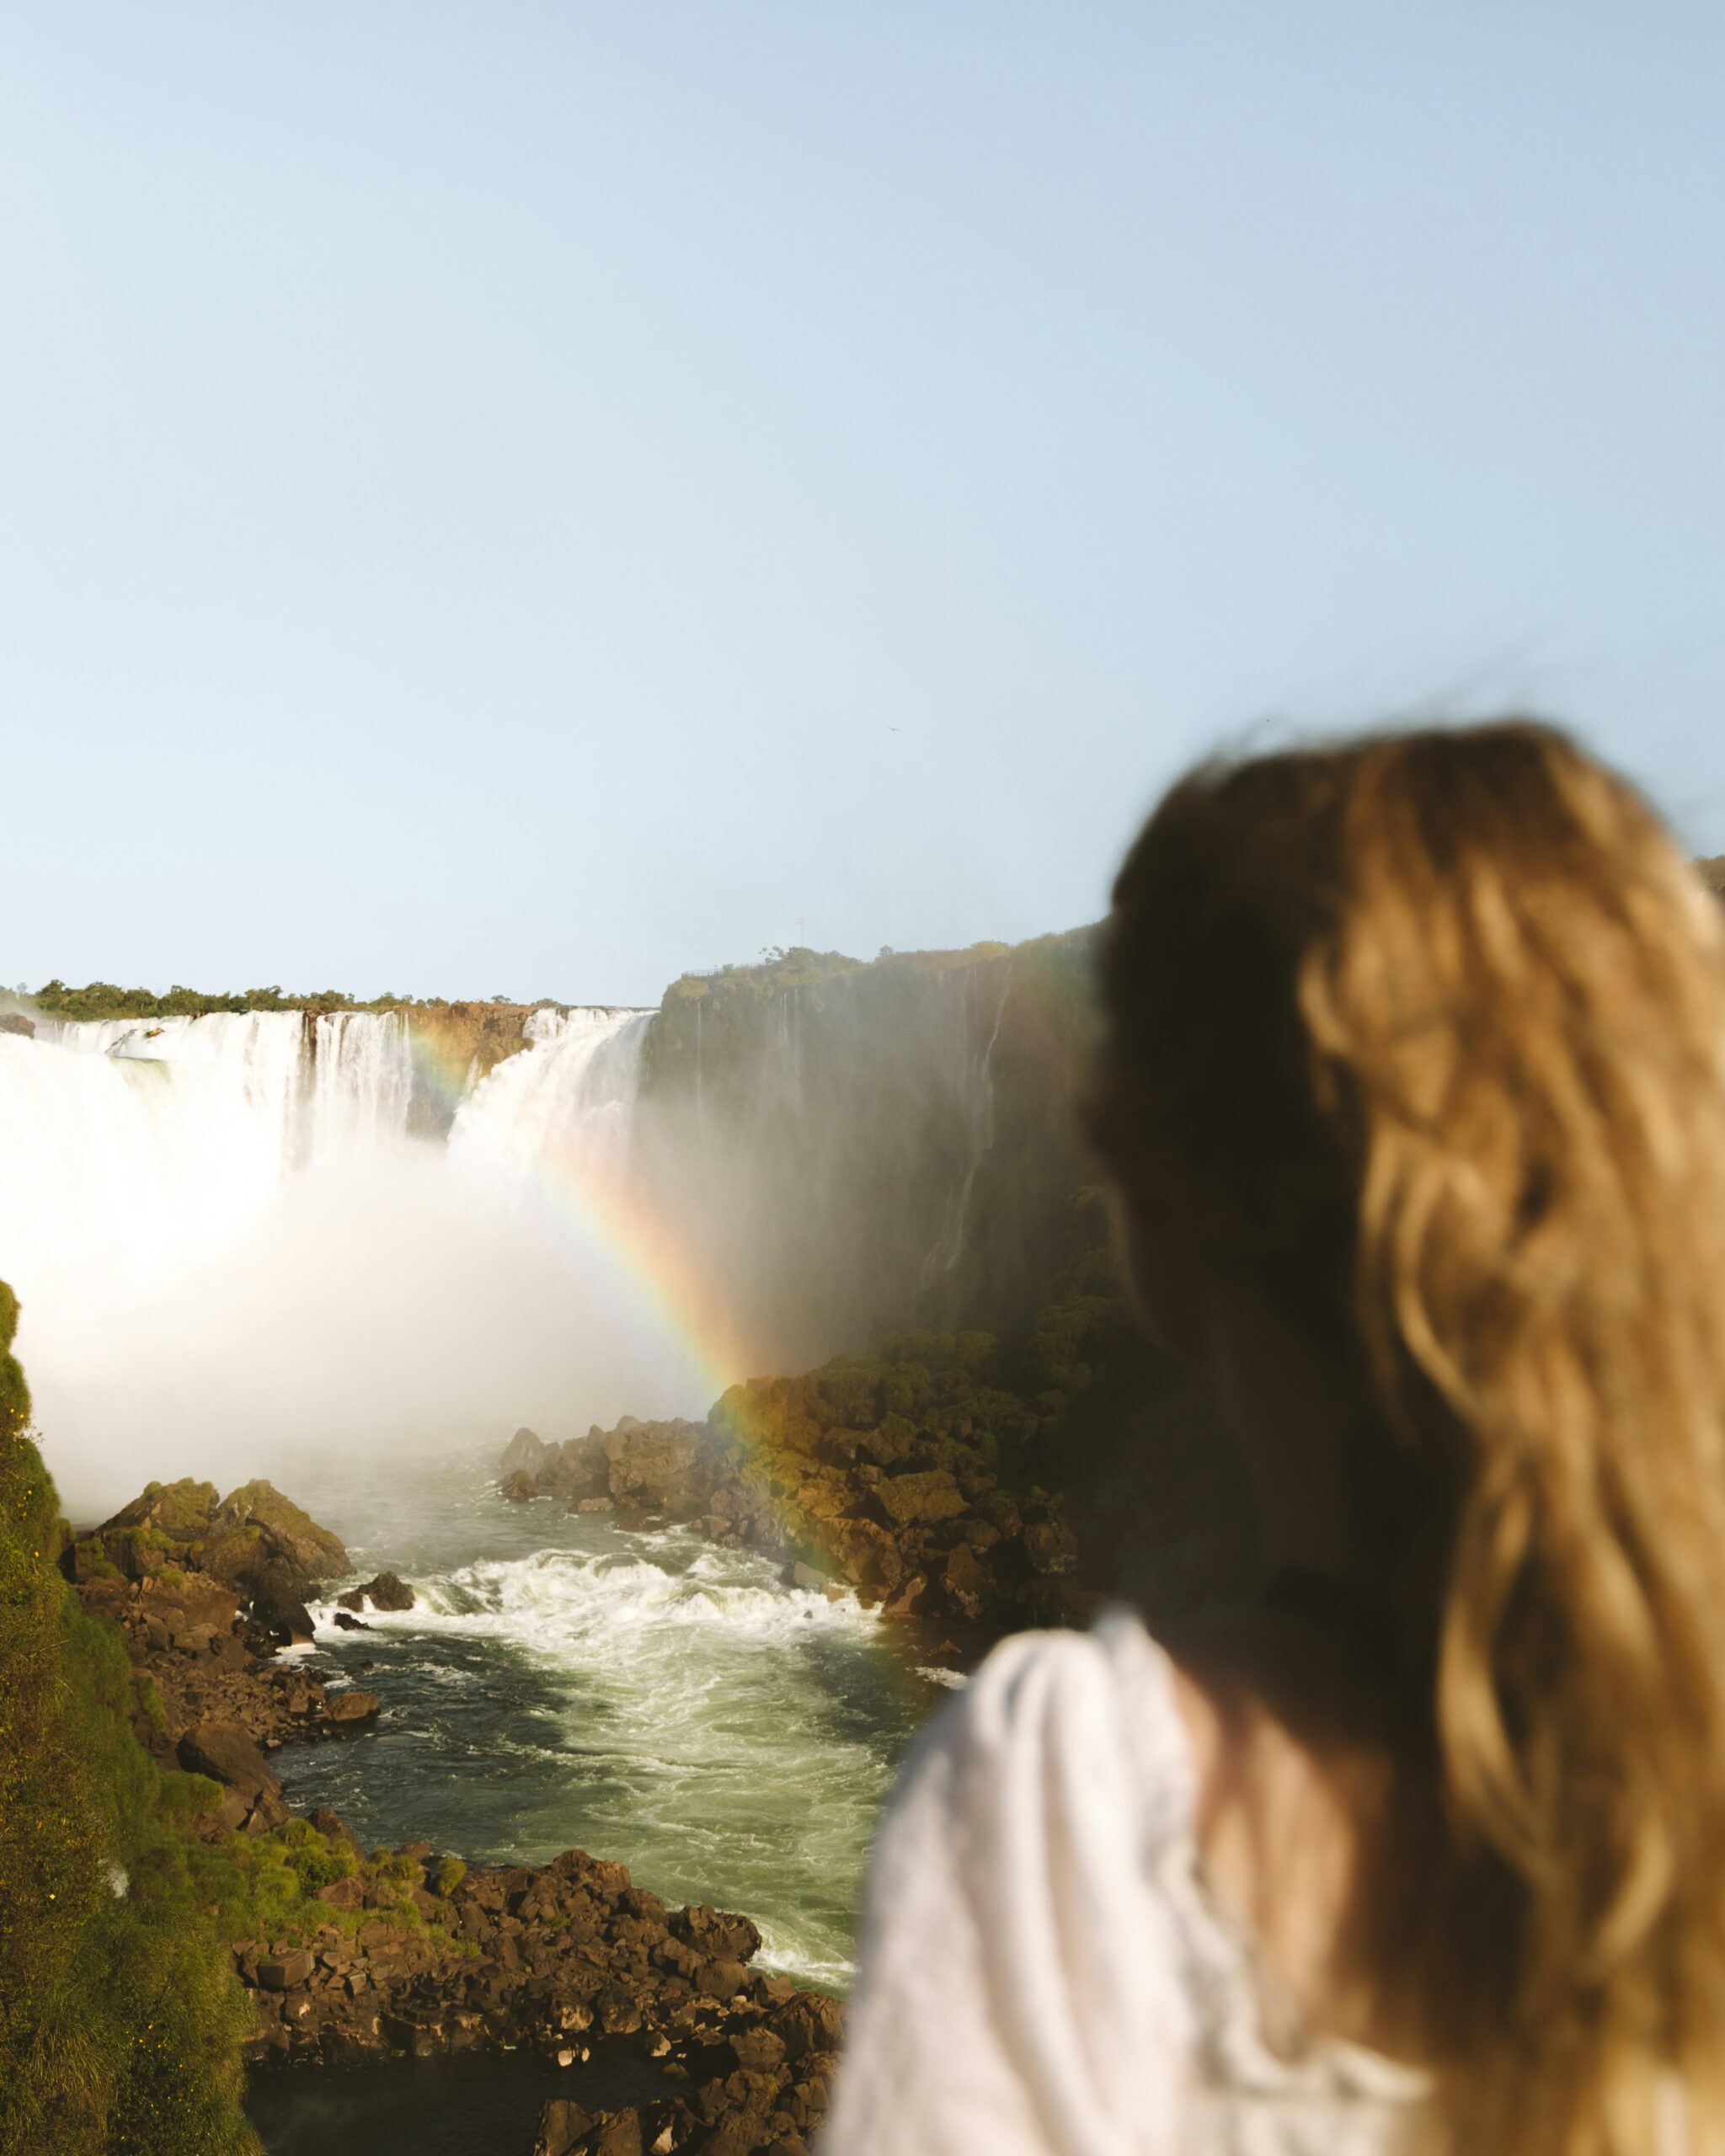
[603,1422,714,1516]
[323,1688,380,1725]
[335,1569,415,1613]
[500,1426,549,1474]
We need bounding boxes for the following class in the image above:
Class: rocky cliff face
[403,1002,537,1135]
[627,935,1098,1378]
[617,933,1257,1633]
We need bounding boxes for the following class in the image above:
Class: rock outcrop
[528,1987,842,2155]
[502,1426,550,1474]
[627,937,1097,1383]
[501,1348,1092,1646]
[64,1481,382,1758]
[336,1569,416,1613]
[238,1822,844,2151]
[82,1475,347,1601]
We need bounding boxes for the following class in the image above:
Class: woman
[820,721,1725,2155]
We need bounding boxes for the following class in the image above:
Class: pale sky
[3,3,1722,1005]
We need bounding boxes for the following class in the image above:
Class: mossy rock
[99,1476,222,1543]
[211,1481,348,1581]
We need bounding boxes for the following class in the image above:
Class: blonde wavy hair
[1087,720,1725,2155]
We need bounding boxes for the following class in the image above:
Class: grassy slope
[0,1281,258,2156]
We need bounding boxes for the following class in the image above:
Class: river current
[276,1450,926,1988]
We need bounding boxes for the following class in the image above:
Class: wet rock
[532,2099,595,2156]
[674,1905,762,1963]
[210,1480,349,1580]
[603,1424,713,1516]
[882,1572,928,1617]
[500,1469,538,1502]
[248,1566,318,1644]
[769,1993,843,2060]
[536,1433,610,1503]
[1023,1518,1080,1576]
[324,1689,380,1724]
[729,2025,788,2073]
[333,1611,369,1631]
[941,1540,991,1619]
[829,1518,906,1591]
[0,1011,34,1038]
[501,1427,549,1475]
[255,1949,314,1991]
[178,1717,281,1800]
[873,1470,967,1529]
[335,1570,414,1613]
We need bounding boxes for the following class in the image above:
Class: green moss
[0,1282,259,2156]
[131,1673,168,1734]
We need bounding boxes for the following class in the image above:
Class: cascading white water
[919,964,1012,1285]
[0,1006,695,1513]
[449,1006,649,1185]
[3,1011,408,1313]
[305,1011,414,1161]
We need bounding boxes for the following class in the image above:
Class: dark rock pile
[62,1477,386,1762]
[502,1344,1088,1646]
[336,1568,417,1614]
[239,1826,842,2153]
[61,1478,848,2152]
[528,1985,841,2155]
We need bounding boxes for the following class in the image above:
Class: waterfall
[448,1007,649,1186]
[919,964,1012,1286]
[305,1011,414,1161]
[0,1006,686,1513]
[2,1012,413,1315]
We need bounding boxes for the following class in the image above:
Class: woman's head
[1090,720,1725,2152]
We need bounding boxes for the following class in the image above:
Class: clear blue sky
[3,3,1722,1005]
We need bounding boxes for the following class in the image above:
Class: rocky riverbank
[59,1474,846,2155]
[498,1342,1089,1655]
[236,1829,840,2155]
[61,1476,387,1781]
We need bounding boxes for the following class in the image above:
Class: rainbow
[400,1014,762,1440]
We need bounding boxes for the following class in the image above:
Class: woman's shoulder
[930,1604,1432,2063]
[826,1609,1430,2156]
[921,1607,1201,1843]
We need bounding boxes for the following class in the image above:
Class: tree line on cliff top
[24,982,564,1021]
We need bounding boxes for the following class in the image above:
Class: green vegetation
[28,984,566,1022]
[700,1180,1254,1627]
[0,1285,480,2151]
[32,982,375,1020]
[0,1279,258,2156]
[713,1190,1133,1493]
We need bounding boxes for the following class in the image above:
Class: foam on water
[291,1467,921,1987]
